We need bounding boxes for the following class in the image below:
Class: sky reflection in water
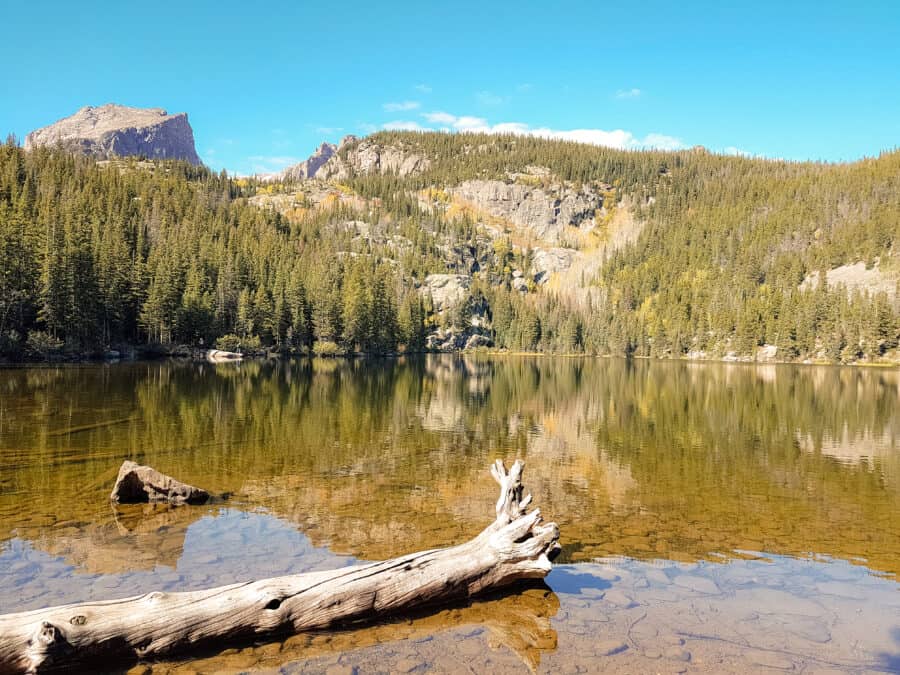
[0,356,898,672]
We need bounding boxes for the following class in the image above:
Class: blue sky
[2,1,898,174]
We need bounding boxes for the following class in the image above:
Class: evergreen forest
[1,132,898,363]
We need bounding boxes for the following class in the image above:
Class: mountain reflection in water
[0,356,898,672]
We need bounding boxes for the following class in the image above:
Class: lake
[1,356,898,673]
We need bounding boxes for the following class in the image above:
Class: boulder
[206,349,243,362]
[465,334,492,350]
[110,460,210,505]
[756,344,778,362]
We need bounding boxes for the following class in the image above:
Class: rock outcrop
[317,136,430,180]
[420,274,471,313]
[531,247,576,283]
[419,275,493,351]
[448,179,605,244]
[280,141,338,181]
[25,104,201,165]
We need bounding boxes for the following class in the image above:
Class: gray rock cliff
[317,136,430,180]
[280,141,338,181]
[448,179,603,244]
[25,104,201,165]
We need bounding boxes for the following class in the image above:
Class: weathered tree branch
[0,460,559,674]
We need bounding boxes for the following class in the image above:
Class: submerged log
[109,460,210,505]
[0,460,559,674]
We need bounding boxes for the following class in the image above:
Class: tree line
[346,132,900,362]
[1,131,899,362]
[0,140,431,358]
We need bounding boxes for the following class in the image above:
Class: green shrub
[214,334,242,352]
[25,331,63,357]
[215,334,261,354]
[312,340,345,357]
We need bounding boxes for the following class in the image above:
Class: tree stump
[0,460,559,674]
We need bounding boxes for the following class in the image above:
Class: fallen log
[206,348,243,362]
[109,460,210,505]
[0,460,559,674]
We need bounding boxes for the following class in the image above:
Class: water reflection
[0,357,899,672]
[2,357,897,573]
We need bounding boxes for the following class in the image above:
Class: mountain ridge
[3,115,899,363]
[24,104,201,165]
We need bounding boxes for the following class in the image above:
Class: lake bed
[1,356,898,673]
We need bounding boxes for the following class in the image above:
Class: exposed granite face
[280,141,338,181]
[25,104,201,165]
[448,179,604,244]
[420,274,471,313]
[530,247,576,284]
[317,136,430,180]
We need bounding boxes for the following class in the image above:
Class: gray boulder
[110,460,210,505]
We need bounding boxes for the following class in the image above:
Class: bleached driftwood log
[0,460,559,674]
[206,349,243,363]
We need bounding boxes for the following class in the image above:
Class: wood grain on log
[0,460,559,674]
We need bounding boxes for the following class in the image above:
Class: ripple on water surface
[0,356,899,672]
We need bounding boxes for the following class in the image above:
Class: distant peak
[25,103,201,165]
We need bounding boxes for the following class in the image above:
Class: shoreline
[2,346,899,369]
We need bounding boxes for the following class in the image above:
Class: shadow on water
[879,626,900,674]
[542,567,613,596]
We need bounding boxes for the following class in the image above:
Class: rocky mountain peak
[275,133,420,182]
[25,103,201,165]
[280,141,338,182]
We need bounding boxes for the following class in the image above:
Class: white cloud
[422,111,464,126]
[614,88,642,99]
[516,83,533,93]
[315,126,344,135]
[383,101,421,112]
[408,111,685,151]
[414,84,432,93]
[476,90,506,106]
